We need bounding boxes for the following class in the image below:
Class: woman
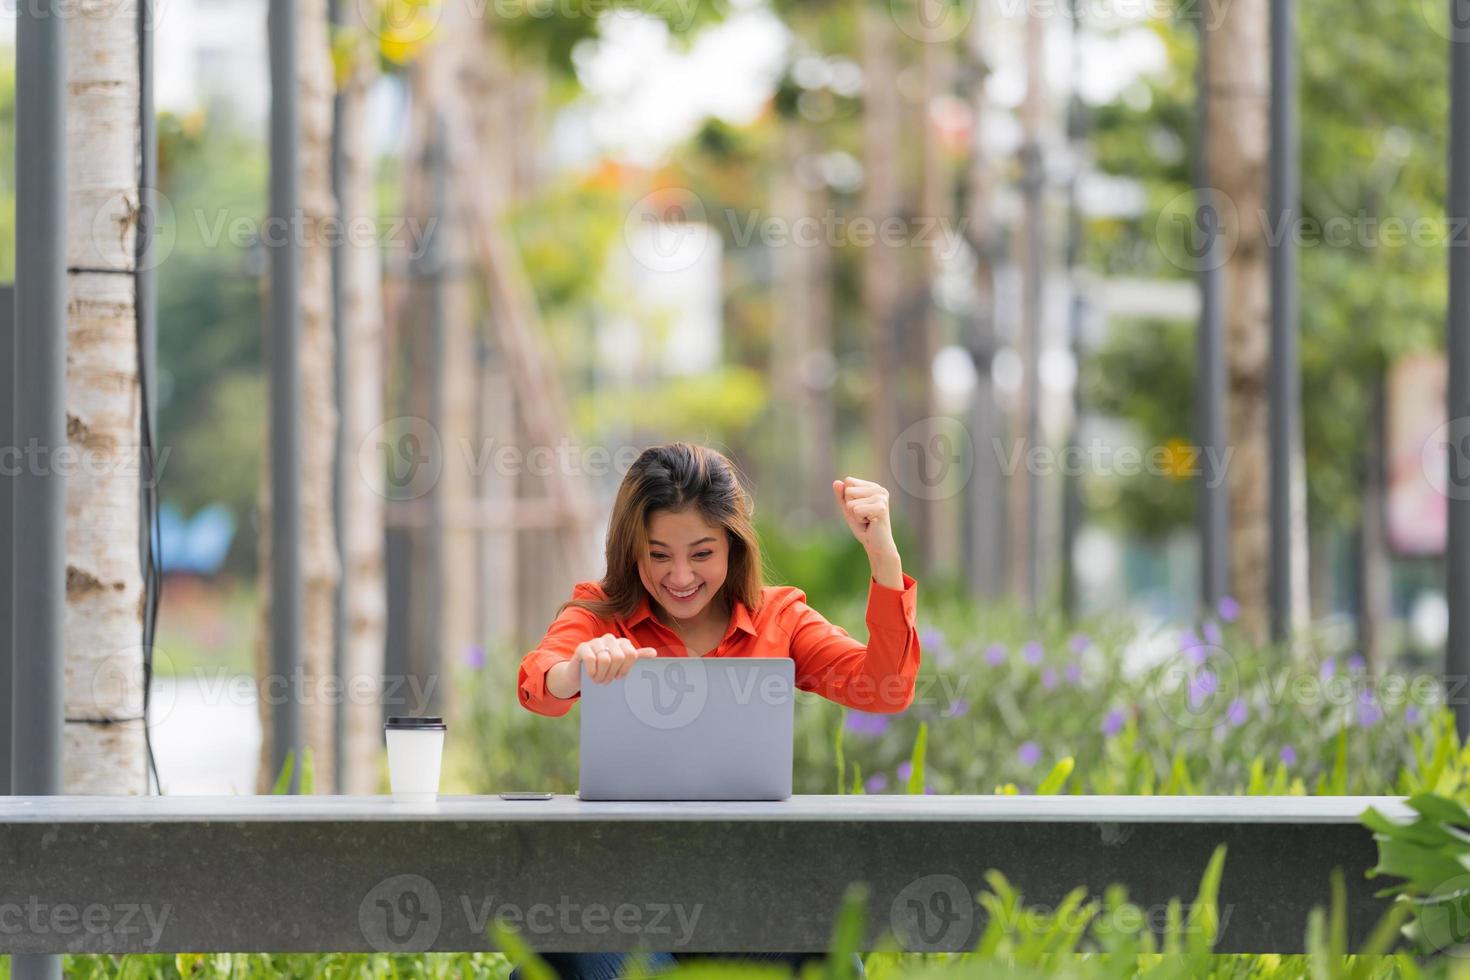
[514,443,921,978]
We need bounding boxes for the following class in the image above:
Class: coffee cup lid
[385,716,446,730]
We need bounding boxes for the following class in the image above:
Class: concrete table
[0,794,1412,956]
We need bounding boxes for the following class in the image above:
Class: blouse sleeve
[785,573,921,713]
[516,604,605,717]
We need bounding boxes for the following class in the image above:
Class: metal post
[13,0,66,803]
[268,0,304,793]
[425,118,447,718]
[1446,0,1470,736]
[14,1,67,973]
[0,284,13,797]
[328,0,348,794]
[383,526,412,726]
[1022,142,1044,614]
[1268,0,1301,643]
[1060,0,1086,618]
[1196,16,1228,611]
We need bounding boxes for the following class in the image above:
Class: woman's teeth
[668,585,701,600]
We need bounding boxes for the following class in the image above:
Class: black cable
[138,0,163,795]
[139,329,162,796]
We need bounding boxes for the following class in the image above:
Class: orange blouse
[516,574,922,717]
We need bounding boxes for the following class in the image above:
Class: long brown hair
[563,443,765,624]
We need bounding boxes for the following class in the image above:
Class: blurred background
[0,0,1460,799]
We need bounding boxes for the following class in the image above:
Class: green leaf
[489,920,555,980]
[1184,844,1227,958]
[906,723,928,795]
[835,715,846,795]
[1037,757,1074,796]
[825,883,868,979]
[270,751,295,796]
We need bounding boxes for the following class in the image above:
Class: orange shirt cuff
[866,572,918,630]
[517,652,579,717]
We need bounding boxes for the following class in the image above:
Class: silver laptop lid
[578,657,795,801]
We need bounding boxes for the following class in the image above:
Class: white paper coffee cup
[384,716,446,802]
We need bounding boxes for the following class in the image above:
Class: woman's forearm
[867,544,904,590]
[545,660,580,700]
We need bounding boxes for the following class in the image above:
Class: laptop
[578,657,795,801]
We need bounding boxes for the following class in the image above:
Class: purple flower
[1041,668,1058,690]
[1406,706,1423,725]
[920,627,952,666]
[897,761,913,781]
[1023,642,1044,665]
[864,774,888,793]
[1225,698,1248,728]
[1182,628,1208,664]
[924,785,936,794]
[1358,689,1382,727]
[1017,742,1042,767]
[1069,633,1091,654]
[463,644,486,670]
[1102,709,1125,737]
[1348,654,1366,673]
[1202,621,1223,646]
[944,698,969,718]
[1064,663,1083,685]
[1188,668,1218,709]
[1218,595,1240,623]
[985,643,1008,666]
[1320,659,1336,681]
[845,711,890,736]
[1279,745,1297,766]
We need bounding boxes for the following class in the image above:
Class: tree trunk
[859,0,903,484]
[1358,370,1389,670]
[256,0,340,792]
[1009,8,1046,611]
[773,124,835,530]
[964,26,1004,601]
[337,20,387,795]
[62,0,147,794]
[469,25,520,647]
[917,6,956,574]
[1204,0,1271,643]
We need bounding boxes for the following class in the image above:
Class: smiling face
[637,507,731,629]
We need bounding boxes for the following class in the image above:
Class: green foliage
[1082,320,1197,539]
[1085,0,1450,534]
[495,0,731,79]
[269,748,315,795]
[572,366,769,445]
[507,177,624,318]
[1365,791,1470,957]
[154,108,268,573]
[164,372,266,575]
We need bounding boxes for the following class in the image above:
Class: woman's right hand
[546,634,659,699]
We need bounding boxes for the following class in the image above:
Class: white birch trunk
[62,0,147,795]
[338,26,387,795]
[255,0,341,791]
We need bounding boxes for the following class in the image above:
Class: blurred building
[154,0,270,124]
